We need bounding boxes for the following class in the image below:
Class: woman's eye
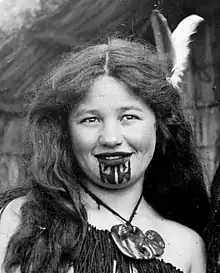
[122,115,139,121]
[81,117,99,123]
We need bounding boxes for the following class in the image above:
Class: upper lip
[95,152,132,158]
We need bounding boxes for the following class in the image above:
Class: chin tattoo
[99,160,131,184]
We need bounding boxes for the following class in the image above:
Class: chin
[93,179,137,191]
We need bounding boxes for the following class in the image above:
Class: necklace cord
[81,184,142,225]
[81,184,166,260]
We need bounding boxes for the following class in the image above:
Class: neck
[82,179,144,220]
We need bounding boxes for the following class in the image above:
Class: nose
[99,120,123,147]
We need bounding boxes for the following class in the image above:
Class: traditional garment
[74,223,184,273]
[0,199,184,273]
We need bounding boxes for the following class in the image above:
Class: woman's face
[69,75,156,189]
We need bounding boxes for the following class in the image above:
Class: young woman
[0,12,209,273]
[0,36,209,273]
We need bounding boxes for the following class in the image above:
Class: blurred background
[0,0,219,194]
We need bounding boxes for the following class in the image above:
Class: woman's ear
[150,10,204,89]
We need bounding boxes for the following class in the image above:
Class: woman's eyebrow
[118,106,144,113]
[74,109,100,118]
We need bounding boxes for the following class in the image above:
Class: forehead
[75,75,145,110]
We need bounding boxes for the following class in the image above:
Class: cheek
[70,126,97,155]
[129,123,156,153]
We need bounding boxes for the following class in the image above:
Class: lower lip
[96,155,131,166]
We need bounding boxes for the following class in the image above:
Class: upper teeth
[104,156,121,160]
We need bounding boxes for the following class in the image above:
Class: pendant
[111,224,165,259]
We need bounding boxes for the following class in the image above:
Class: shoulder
[0,195,27,238]
[163,220,206,273]
[183,228,206,273]
[0,196,27,233]
[166,220,205,246]
[0,196,27,271]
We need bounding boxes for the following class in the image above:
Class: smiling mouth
[95,152,132,166]
[95,152,132,185]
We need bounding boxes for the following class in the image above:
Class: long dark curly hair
[1,38,209,273]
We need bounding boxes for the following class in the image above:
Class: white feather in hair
[151,10,204,89]
[170,15,204,88]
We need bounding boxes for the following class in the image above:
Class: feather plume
[150,10,175,73]
[170,15,204,88]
